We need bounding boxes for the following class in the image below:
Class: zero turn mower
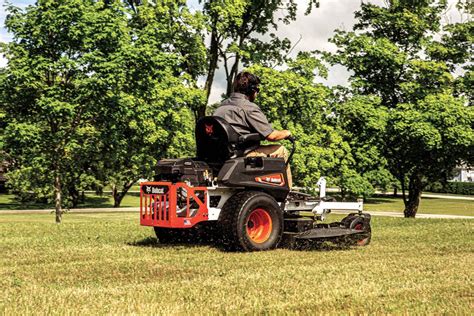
[140,116,371,251]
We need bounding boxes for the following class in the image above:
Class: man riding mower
[139,72,371,251]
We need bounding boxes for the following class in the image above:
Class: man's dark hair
[233,71,260,96]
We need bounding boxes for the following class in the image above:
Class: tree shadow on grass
[364,197,398,205]
[77,196,113,208]
[0,193,113,210]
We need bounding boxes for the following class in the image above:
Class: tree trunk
[69,185,79,208]
[226,56,238,96]
[393,186,398,197]
[340,187,346,201]
[112,181,135,208]
[403,174,423,218]
[400,173,408,207]
[54,175,62,224]
[113,192,124,208]
[201,24,220,119]
[96,186,103,196]
[225,36,244,96]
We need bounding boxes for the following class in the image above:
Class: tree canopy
[329,0,473,216]
[0,0,471,221]
[1,0,133,222]
[0,0,203,221]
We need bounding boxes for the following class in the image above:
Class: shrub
[426,181,474,195]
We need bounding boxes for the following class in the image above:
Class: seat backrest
[195,116,240,165]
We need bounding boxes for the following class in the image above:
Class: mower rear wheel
[219,191,283,251]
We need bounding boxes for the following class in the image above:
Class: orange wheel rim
[246,208,272,243]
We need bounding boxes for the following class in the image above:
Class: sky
[0,0,464,104]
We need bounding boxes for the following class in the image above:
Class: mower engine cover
[154,158,213,186]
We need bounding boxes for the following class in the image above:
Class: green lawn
[0,213,472,314]
[1,192,472,217]
[0,193,140,210]
[423,191,473,199]
[365,196,473,216]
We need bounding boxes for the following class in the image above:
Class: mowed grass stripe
[1,213,473,314]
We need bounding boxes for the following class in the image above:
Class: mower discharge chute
[140,116,371,251]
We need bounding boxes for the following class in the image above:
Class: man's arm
[246,106,291,141]
[266,129,291,141]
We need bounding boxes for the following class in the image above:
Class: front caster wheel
[348,216,371,246]
[341,214,371,246]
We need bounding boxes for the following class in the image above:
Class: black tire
[348,216,371,246]
[340,213,358,227]
[218,191,283,251]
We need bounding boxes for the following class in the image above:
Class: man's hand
[266,129,292,141]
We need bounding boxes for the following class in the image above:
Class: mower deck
[293,227,365,239]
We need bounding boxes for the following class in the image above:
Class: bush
[426,181,474,195]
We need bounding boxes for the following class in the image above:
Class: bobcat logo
[205,124,214,136]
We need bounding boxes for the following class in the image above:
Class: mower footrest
[294,227,364,239]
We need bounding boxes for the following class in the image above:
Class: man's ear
[250,91,258,102]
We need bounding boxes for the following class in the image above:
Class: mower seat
[195,116,261,170]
